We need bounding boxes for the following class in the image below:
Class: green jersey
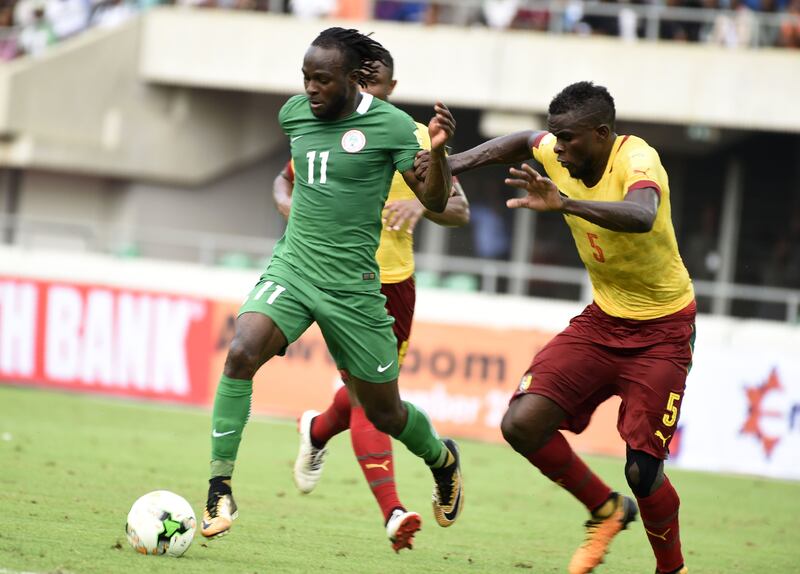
[272,93,424,292]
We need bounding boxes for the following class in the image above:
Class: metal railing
[2,212,798,322]
[370,0,794,47]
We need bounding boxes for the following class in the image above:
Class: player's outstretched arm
[505,164,660,233]
[273,162,294,221]
[415,130,543,179]
[402,102,455,213]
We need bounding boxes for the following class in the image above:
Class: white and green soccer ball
[125,490,196,557]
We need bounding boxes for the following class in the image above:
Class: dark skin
[275,61,470,233]
[303,45,454,213]
[415,108,664,496]
[274,60,469,410]
[227,45,457,438]
[415,111,660,233]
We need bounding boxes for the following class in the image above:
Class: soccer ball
[125,490,196,557]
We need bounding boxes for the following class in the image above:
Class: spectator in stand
[704,0,759,47]
[0,1,21,60]
[374,0,428,22]
[45,0,90,40]
[289,0,335,18]
[581,0,620,36]
[660,0,703,42]
[616,0,639,40]
[334,0,369,20]
[18,0,54,55]
[510,3,549,30]
[482,0,519,28]
[779,0,800,46]
[89,0,135,28]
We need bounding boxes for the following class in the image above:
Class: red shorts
[381,275,416,366]
[513,301,696,459]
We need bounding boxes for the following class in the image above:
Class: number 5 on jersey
[250,281,286,305]
[307,150,330,184]
[587,232,605,263]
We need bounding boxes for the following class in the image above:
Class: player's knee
[625,449,664,497]
[223,337,261,380]
[363,405,404,436]
[501,410,541,453]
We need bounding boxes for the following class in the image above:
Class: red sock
[310,385,351,447]
[637,475,684,573]
[350,406,402,523]
[525,431,612,512]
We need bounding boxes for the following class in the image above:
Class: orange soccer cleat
[201,479,238,539]
[568,492,638,574]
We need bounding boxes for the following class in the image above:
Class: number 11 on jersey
[307,150,330,184]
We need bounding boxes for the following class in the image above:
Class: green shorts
[238,260,399,383]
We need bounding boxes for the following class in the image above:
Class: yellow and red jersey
[375,121,430,283]
[532,133,694,320]
[285,122,429,285]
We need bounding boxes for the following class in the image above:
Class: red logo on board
[740,368,783,458]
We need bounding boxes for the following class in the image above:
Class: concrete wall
[141,8,800,133]
[0,19,285,184]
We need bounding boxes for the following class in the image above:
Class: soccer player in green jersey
[201,27,465,541]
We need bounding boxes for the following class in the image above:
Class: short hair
[311,27,391,87]
[548,81,616,128]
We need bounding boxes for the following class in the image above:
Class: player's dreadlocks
[549,81,616,128]
[312,27,391,87]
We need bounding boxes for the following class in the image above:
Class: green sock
[210,374,253,477]
[395,401,446,467]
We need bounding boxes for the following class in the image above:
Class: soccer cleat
[293,410,328,494]
[568,493,638,574]
[431,438,464,527]
[385,508,422,552]
[201,480,238,539]
[656,567,688,574]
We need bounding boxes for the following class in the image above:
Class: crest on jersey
[341,129,366,153]
[519,373,533,392]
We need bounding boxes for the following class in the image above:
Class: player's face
[547,112,609,180]
[361,62,396,102]
[302,46,359,120]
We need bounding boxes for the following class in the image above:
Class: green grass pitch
[1,385,798,573]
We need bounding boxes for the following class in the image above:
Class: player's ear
[595,124,611,141]
[348,68,362,87]
[387,79,397,96]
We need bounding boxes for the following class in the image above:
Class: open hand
[428,102,455,151]
[383,199,425,233]
[504,164,565,212]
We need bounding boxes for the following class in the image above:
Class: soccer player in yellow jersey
[424,82,693,574]
[273,53,469,552]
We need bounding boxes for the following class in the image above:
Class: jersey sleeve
[529,131,552,164]
[388,110,424,174]
[278,95,305,135]
[414,122,432,152]
[621,144,663,198]
[529,132,560,177]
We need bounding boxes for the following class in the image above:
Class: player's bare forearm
[449,131,539,175]
[561,190,658,233]
[423,179,470,227]
[273,170,293,221]
[418,147,451,213]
